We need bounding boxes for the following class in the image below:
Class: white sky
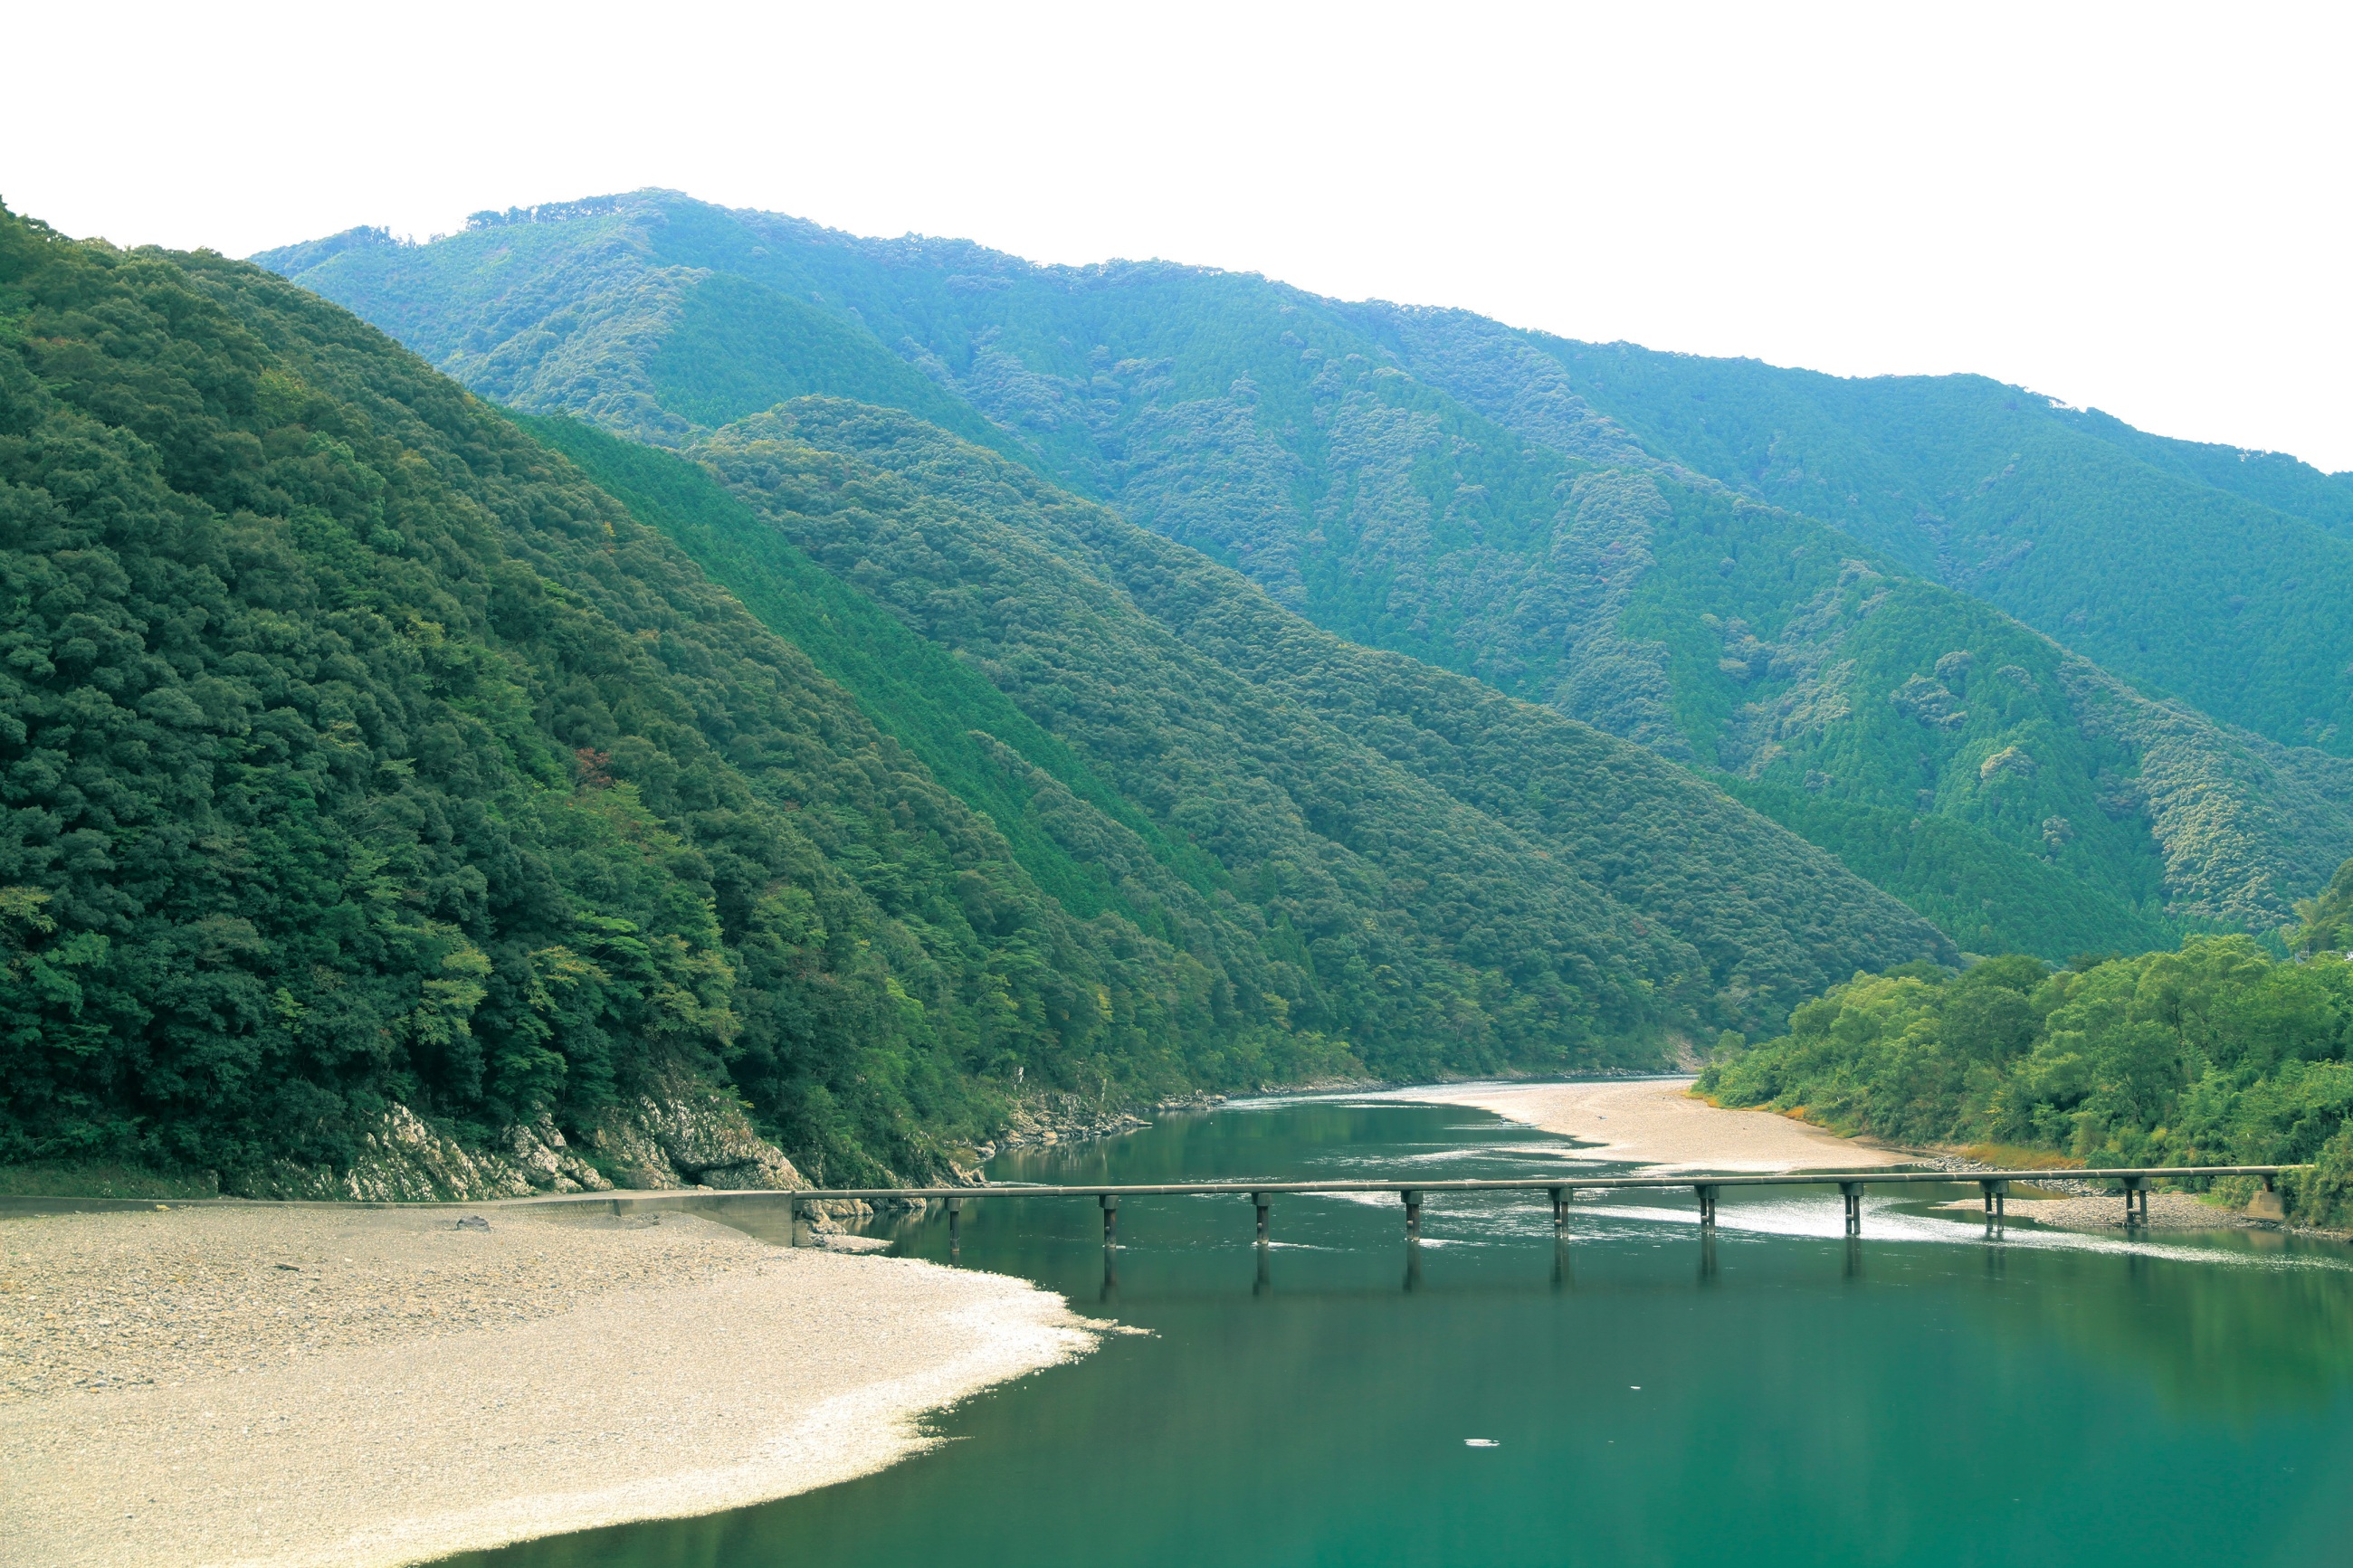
[10,2,2350,470]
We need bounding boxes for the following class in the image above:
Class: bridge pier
[1696,1183,1720,1229]
[946,1193,963,1255]
[1253,1191,1271,1245]
[2249,1172,2287,1221]
[1840,1182,1864,1235]
[2121,1175,2148,1228]
[1100,1192,1119,1245]
[1550,1185,1567,1231]
[1979,1179,2007,1225]
[1402,1188,1423,1240]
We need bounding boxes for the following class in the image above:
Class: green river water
[448,1092,2353,1567]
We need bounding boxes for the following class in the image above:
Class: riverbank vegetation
[1698,877,2353,1225]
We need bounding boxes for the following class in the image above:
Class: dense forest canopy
[256,192,2353,960]
[2291,859,2353,960]
[547,404,1950,1041]
[0,203,1313,1188]
[0,202,1944,1190]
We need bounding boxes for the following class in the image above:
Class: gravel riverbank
[0,1205,1100,1567]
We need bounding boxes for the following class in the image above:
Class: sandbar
[1383,1077,1912,1173]
[0,1205,1099,1567]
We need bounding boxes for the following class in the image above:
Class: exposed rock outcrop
[503,1116,614,1194]
[230,1081,801,1202]
[237,1105,548,1202]
[586,1085,804,1191]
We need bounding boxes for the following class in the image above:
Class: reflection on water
[447,1098,2353,1568]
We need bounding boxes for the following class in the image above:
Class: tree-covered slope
[255,204,1029,464]
[0,206,1403,1192]
[2055,406,2353,539]
[1599,473,2353,948]
[1428,326,2353,755]
[537,403,1950,1047]
[12,204,1415,1189]
[4,201,1959,1192]
[255,191,2353,955]
[698,400,1951,1024]
[506,410,1224,931]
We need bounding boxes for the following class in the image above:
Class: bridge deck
[0,1165,2298,1227]
[763,1165,2296,1202]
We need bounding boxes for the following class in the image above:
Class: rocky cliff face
[584,1088,805,1191]
[233,1082,804,1202]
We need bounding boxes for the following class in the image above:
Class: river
[446,1094,2353,1567]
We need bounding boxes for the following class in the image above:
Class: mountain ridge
[255,191,2353,953]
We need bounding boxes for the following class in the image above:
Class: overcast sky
[11,2,2348,470]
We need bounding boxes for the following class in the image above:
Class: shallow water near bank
[446,1097,2353,1568]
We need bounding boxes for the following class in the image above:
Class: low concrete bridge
[10,1164,2298,1244]
[765,1164,2302,1247]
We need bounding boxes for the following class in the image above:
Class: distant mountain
[0,201,1939,1193]
[1387,325,2353,752]
[258,193,2353,955]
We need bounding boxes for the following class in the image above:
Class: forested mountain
[541,402,1940,1037]
[1396,327,2353,754]
[0,203,1937,1192]
[258,193,2353,955]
